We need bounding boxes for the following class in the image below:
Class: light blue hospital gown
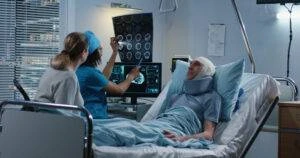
[171,76,222,124]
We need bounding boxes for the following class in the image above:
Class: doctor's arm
[104,67,140,94]
[102,37,118,78]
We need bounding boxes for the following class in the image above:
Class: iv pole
[230,0,256,73]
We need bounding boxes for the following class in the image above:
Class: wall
[164,0,300,87]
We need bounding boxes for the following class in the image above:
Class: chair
[13,79,35,111]
[13,79,30,101]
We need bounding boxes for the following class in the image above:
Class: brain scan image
[144,33,151,41]
[134,25,142,33]
[144,51,150,59]
[135,43,142,50]
[116,26,123,35]
[126,43,132,50]
[129,72,145,85]
[117,35,123,41]
[126,25,132,33]
[133,14,142,23]
[118,44,123,50]
[126,52,132,60]
[113,13,153,63]
[126,34,132,42]
[135,51,142,59]
[124,15,133,23]
[114,17,122,25]
[135,33,142,41]
[144,42,151,50]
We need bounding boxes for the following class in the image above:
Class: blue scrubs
[76,65,109,119]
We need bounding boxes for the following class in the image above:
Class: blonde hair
[51,32,88,70]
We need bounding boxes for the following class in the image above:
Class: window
[0,0,60,101]
[0,0,16,100]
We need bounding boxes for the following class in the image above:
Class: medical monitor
[171,57,189,72]
[107,62,162,104]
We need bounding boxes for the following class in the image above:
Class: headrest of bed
[163,59,245,122]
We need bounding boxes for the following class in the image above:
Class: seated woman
[93,57,221,148]
[34,32,88,107]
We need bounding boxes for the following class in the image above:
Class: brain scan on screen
[108,63,161,97]
[128,72,145,85]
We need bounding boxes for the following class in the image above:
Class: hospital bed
[0,72,279,158]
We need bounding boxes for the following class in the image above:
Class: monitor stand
[130,97,138,105]
[120,97,146,110]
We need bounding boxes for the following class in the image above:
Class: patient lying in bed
[93,57,222,148]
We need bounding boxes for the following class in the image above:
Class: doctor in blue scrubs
[76,31,140,119]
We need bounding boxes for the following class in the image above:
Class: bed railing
[274,77,298,100]
[0,100,93,158]
[261,77,298,133]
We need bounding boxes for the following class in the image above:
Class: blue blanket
[93,106,212,148]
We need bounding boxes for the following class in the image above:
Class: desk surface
[278,101,300,107]
[107,98,154,121]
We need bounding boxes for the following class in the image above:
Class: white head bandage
[193,57,215,80]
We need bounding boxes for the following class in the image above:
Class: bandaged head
[193,56,215,80]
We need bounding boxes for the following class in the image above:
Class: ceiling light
[110,2,142,11]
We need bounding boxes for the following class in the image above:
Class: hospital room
[0,0,299,157]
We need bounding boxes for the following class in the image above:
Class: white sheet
[93,73,279,158]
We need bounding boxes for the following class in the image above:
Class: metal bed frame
[274,76,298,100]
[0,100,93,158]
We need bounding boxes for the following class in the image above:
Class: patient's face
[187,60,203,80]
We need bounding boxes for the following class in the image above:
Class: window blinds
[0,0,60,101]
[0,0,16,100]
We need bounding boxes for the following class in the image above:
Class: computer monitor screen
[171,57,189,72]
[107,62,162,104]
